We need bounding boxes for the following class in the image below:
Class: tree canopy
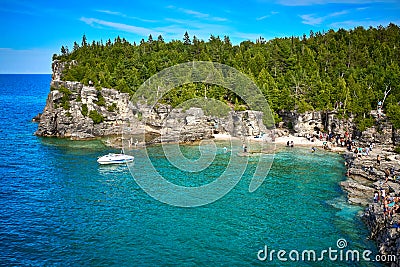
[53,24,400,128]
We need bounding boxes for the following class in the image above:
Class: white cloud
[80,16,228,42]
[163,18,229,31]
[157,18,230,40]
[277,0,395,6]
[179,8,209,18]
[80,17,161,36]
[230,32,262,40]
[356,6,370,10]
[167,6,228,22]
[330,19,400,28]
[256,11,279,21]
[300,14,324,25]
[96,10,122,16]
[95,9,158,23]
[330,10,349,17]
[212,17,228,22]
[256,15,269,21]
[300,10,349,25]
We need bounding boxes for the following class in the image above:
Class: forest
[53,24,400,130]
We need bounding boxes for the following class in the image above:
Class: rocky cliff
[35,61,270,144]
[277,109,399,146]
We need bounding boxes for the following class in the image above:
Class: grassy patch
[89,110,104,124]
[81,104,88,117]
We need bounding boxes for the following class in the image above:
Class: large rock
[278,110,353,137]
[394,128,400,146]
[36,78,141,139]
[340,179,375,205]
[360,119,393,145]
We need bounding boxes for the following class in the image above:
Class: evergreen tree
[81,34,87,47]
[183,31,191,45]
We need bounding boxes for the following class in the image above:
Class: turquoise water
[0,75,378,266]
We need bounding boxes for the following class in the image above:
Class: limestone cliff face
[278,110,399,145]
[278,110,355,137]
[35,80,139,139]
[35,61,269,143]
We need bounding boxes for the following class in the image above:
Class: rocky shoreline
[341,140,400,266]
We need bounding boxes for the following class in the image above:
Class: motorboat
[97,153,134,165]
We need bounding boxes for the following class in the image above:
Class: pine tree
[183,31,191,45]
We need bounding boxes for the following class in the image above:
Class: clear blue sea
[0,74,378,266]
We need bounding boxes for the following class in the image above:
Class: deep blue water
[0,74,378,266]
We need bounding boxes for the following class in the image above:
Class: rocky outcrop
[340,179,375,205]
[35,81,270,143]
[35,80,140,139]
[278,110,354,138]
[341,140,400,265]
[35,61,271,144]
[363,206,400,265]
[278,109,400,147]
[394,128,400,146]
[359,119,394,145]
[51,60,77,81]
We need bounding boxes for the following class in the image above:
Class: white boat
[97,153,134,165]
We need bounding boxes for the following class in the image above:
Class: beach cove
[0,74,380,266]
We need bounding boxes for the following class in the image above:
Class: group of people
[319,131,351,143]
[371,164,399,219]
[315,131,355,151]
[353,143,375,158]
[374,189,400,219]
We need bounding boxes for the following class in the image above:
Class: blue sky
[1,0,399,73]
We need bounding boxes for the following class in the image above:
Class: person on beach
[385,169,390,183]
[357,147,363,158]
[286,141,290,147]
[346,140,352,151]
[381,188,386,202]
[377,155,381,166]
[290,141,294,147]
[390,167,397,181]
[365,147,370,156]
[374,191,379,203]
[243,144,247,153]
[369,166,376,175]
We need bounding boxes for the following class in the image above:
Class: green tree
[183,31,191,45]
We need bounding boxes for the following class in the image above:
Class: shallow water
[0,74,379,266]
